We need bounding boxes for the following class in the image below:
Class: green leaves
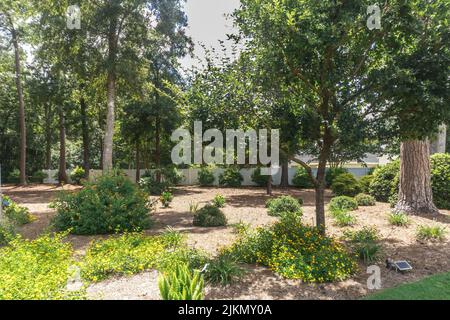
[158,264,205,300]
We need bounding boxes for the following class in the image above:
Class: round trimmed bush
[355,193,376,206]
[266,196,303,217]
[431,153,450,210]
[325,167,349,187]
[198,167,215,186]
[219,167,243,187]
[292,167,313,188]
[331,173,361,197]
[193,204,227,227]
[369,161,400,202]
[329,196,358,212]
[51,172,153,235]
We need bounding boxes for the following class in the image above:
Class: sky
[180,0,241,70]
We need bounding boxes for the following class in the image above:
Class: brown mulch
[2,184,449,300]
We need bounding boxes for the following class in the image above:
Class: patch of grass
[388,212,409,227]
[366,272,450,300]
[212,194,226,208]
[416,225,447,242]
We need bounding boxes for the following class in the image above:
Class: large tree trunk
[103,70,116,171]
[12,27,26,185]
[80,95,90,178]
[58,106,68,184]
[315,159,327,232]
[102,19,118,172]
[280,159,289,188]
[395,140,438,215]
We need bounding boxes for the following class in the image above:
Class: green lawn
[367,272,450,300]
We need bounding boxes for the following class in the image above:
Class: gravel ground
[3,184,450,300]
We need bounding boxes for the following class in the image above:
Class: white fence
[43,167,372,186]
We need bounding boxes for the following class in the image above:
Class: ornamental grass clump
[222,213,357,283]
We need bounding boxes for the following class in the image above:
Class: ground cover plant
[223,213,357,282]
[0,233,83,300]
[1,196,34,225]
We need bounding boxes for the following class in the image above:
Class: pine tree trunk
[315,160,327,233]
[58,106,68,184]
[395,140,438,215]
[80,96,90,178]
[280,159,289,188]
[103,19,118,172]
[44,103,52,170]
[12,27,26,185]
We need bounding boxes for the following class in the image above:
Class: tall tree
[0,0,30,185]
[233,0,450,232]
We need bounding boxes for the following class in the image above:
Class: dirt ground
[2,184,450,300]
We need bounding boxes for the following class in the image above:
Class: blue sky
[180,0,240,70]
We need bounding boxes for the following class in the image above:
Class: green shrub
[326,167,349,187]
[31,170,48,183]
[2,195,34,225]
[329,196,358,212]
[81,233,167,282]
[0,233,83,300]
[344,227,380,264]
[161,227,185,248]
[158,264,204,300]
[332,210,357,227]
[369,161,400,202]
[193,205,227,227]
[359,175,374,194]
[160,191,174,208]
[51,172,153,235]
[389,192,399,208]
[204,254,245,286]
[292,167,313,188]
[430,154,450,210]
[388,212,409,226]
[7,169,20,184]
[355,193,376,206]
[266,195,303,217]
[416,225,447,242]
[0,219,16,245]
[218,167,243,187]
[223,216,357,282]
[140,167,183,195]
[251,167,269,187]
[212,194,226,208]
[70,166,85,185]
[198,166,215,186]
[331,173,361,197]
